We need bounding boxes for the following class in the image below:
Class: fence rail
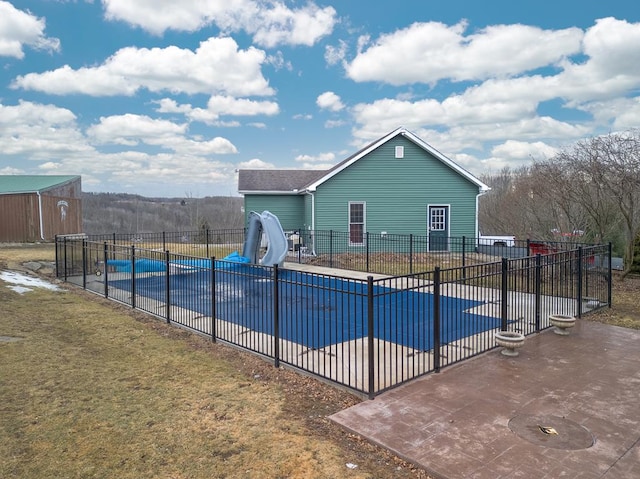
[56,234,612,398]
[83,228,599,276]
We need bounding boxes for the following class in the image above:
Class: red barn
[0,175,82,242]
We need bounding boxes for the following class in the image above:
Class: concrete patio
[330,319,640,478]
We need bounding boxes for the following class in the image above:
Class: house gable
[311,132,486,236]
[306,127,489,193]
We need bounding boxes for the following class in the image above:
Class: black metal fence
[83,228,597,276]
[56,235,611,398]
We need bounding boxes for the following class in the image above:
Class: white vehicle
[478,234,516,247]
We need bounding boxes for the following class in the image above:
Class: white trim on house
[237,190,301,195]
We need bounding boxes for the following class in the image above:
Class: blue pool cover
[109,267,501,350]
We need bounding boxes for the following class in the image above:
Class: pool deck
[329,319,640,478]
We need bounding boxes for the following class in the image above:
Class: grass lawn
[1,243,638,478]
[0,244,428,479]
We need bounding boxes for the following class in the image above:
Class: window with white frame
[349,202,365,245]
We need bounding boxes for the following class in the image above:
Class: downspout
[36,191,45,241]
[475,188,489,246]
[311,191,316,232]
[306,189,316,255]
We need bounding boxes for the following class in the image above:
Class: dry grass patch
[586,274,640,330]
[0,244,430,479]
[0,243,56,269]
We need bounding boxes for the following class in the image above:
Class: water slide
[242,210,288,267]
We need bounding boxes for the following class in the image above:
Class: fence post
[366,232,370,272]
[103,242,109,298]
[433,267,441,373]
[206,229,210,258]
[367,276,375,399]
[501,257,508,331]
[329,230,333,268]
[608,242,613,308]
[526,239,531,293]
[165,250,171,324]
[210,257,217,343]
[63,236,68,281]
[55,235,59,278]
[273,265,280,368]
[535,254,541,332]
[577,247,583,318]
[131,245,136,310]
[462,236,467,283]
[163,231,167,252]
[82,238,87,289]
[409,234,413,275]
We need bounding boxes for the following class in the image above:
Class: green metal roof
[0,175,80,194]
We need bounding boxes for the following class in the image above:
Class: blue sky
[1,1,639,197]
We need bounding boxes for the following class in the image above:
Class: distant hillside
[82,192,244,235]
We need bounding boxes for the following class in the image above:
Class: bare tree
[480,130,640,272]
[539,129,640,273]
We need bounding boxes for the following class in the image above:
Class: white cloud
[324,119,345,128]
[348,17,640,161]
[610,98,640,130]
[12,37,273,97]
[294,152,335,164]
[207,95,279,116]
[0,101,243,195]
[154,96,278,125]
[491,140,558,162]
[87,114,187,146]
[87,113,238,154]
[317,91,344,111]
[0,101,93,159]
[237,158,274,169]
[294,151,336,170]
[102,0,336,47]
[0,1,60,58]
[325,40,347,66]
[0,166,24,174]
[345,21,582,85]
[556,18,640,105]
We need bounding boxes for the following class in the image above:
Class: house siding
[314,136,479,237]
[243,194,304,232]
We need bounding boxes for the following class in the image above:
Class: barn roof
[0,175,81,195]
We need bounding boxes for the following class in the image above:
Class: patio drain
[508,414,594,450]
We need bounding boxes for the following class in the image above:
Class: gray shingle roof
[238,169,326,193]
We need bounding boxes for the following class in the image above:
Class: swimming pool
[109,267,502,350]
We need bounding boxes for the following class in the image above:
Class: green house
[238,127,489,253]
